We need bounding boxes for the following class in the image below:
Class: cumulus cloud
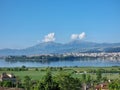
[71,32,86,40]
[43,33,55,42]
[71,34,79,40]
[79,32,86,39]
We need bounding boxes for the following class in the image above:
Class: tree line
[0,67,120,90]
[5,55,101,63]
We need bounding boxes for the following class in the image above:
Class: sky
[0,0,120,49]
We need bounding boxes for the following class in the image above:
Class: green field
[0,67,120,81]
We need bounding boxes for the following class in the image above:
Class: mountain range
[0,40,120,56]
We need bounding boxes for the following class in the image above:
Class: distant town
[4,52,120,62]
[63,52,120,61]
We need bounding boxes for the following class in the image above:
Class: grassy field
[0,67,120,81]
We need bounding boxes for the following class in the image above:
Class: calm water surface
[0,59,120,67]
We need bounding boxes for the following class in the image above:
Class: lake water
[0,59,120,67]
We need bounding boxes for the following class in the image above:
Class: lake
[0,59,120,67]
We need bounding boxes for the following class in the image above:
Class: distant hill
[0,40,120,56]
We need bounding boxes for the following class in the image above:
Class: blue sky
[0,0,120,49]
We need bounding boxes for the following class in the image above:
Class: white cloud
[71,32,86,40]
[43,33,55,42]
[71,34,79,40]
[79,32,86,39]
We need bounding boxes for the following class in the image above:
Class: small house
[0,72,16,83]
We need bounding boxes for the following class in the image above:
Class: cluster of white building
[62,52,120,61]
[63,52,120,57]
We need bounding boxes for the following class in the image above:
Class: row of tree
[0,68,120,90]
[5,55,100,63]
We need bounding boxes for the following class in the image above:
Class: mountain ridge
[0,40,120,56]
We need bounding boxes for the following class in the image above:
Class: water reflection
[0,59,120,67]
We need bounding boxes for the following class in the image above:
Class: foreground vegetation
[0,66,120,90]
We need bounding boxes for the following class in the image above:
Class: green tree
[22,65,26,69]
[16,76,22,88]
[55,72,81,90]
[34,81,45,90]
[3,81,12,87]
[35,69,59,90]
[82,73,86,82]
[44,69,59,90]
[109,80,120,90]
[96,70,102,81]
[23,76,31,90]
[35,68,39,71]
[86,74,91,83]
